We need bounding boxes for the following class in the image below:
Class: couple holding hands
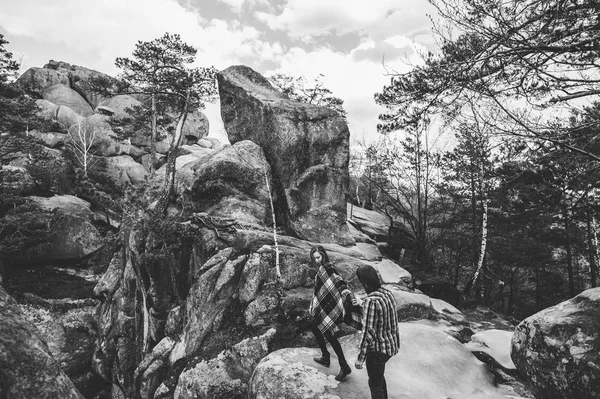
[308,245,400,399]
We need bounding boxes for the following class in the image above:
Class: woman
[309,245,362,382]
[355,265,400,399]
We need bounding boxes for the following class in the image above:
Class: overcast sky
[0,0,438,144]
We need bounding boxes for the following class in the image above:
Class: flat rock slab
[250,323,523,399]
[347,203,389,238]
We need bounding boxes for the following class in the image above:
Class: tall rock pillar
[218,65,353,245]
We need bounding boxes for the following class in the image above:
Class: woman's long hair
[356,265,382,294]
[310,245,335,270]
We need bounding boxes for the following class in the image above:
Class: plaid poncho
[309,264,363,335]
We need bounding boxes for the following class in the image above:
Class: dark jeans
[366,351,391,399]
[311,322,350,371]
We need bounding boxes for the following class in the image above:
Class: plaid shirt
[357,287,400,362]
[310,264,363,335]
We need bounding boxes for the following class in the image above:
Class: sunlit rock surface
[250,323,524,399]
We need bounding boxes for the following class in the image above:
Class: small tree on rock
[267,72,347,120]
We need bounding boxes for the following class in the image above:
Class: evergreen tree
[0,34,41,134]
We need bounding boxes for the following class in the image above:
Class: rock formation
[42,84,94,117]
[218,65,353,245]
[512,287,600,399]
[0,286,84,399]
[175,140,272,228]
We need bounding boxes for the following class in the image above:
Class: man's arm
[356,298,377,366]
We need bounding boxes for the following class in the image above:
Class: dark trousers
[311,322,350,371]
[366,351,391,399]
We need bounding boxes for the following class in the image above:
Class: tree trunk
[564,204,575,297]
[587,209,598,287]
[149,93,157,175]
[508,268,515,314]
[264,170,280,280]
[535,261,540,309]
[153,91,190,214]
[470,198,489,295]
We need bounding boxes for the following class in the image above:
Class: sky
[0,0,439,144]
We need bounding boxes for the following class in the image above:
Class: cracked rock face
[511,287,600,399]
[0,286,84,399]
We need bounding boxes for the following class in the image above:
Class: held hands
[342,289,361,306]
[355,359,364,369]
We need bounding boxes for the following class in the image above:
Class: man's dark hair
[356,265,382,293]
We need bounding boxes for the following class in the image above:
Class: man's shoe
[313,356,330,367]
[335,367,352,381]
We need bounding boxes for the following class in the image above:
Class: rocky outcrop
[465,329,515,371]
[42,84,94,117]
[0,286,84,399]
[53,61,115,108]
[1,165,36,196]
[179,109,209,144]
[29,131,67,148]
[249,323,524,399]
[174,328,275,399]
[175,140,271,227]
[511,287,600,399]
[104,155,148,187]
[12,195,105,262]
[178,249,248,359]
[57,105,85,129]
[16,66,70,97]
[97,95,143,120]
[218,65,352,245]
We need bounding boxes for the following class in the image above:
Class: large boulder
[0,286,83,399]
[97,95,143,120]
[83,114,132,157]
[218,65,352,245]
[58,62,115,108]
[103,155,148,187]
[17,299,103,397]
[174,328,275,399]
[1,165,36,196]
[56,105,84,129]
[35,99,60,120]
[16,67,70,97]
[13,195,105,262]
[178,109,210,144]
[249,323,523,399]
[42,84,94,117]
[175,140,272,227]
[511,287,600,399]
[29,131,67,148]
[173,250,248,360]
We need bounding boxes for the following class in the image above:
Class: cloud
[256,0,398,36]
[216,0,270,13]
[0,0,280,75]
[255,0,435,39]
[268,41,418,143]
[350,37,417,63]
